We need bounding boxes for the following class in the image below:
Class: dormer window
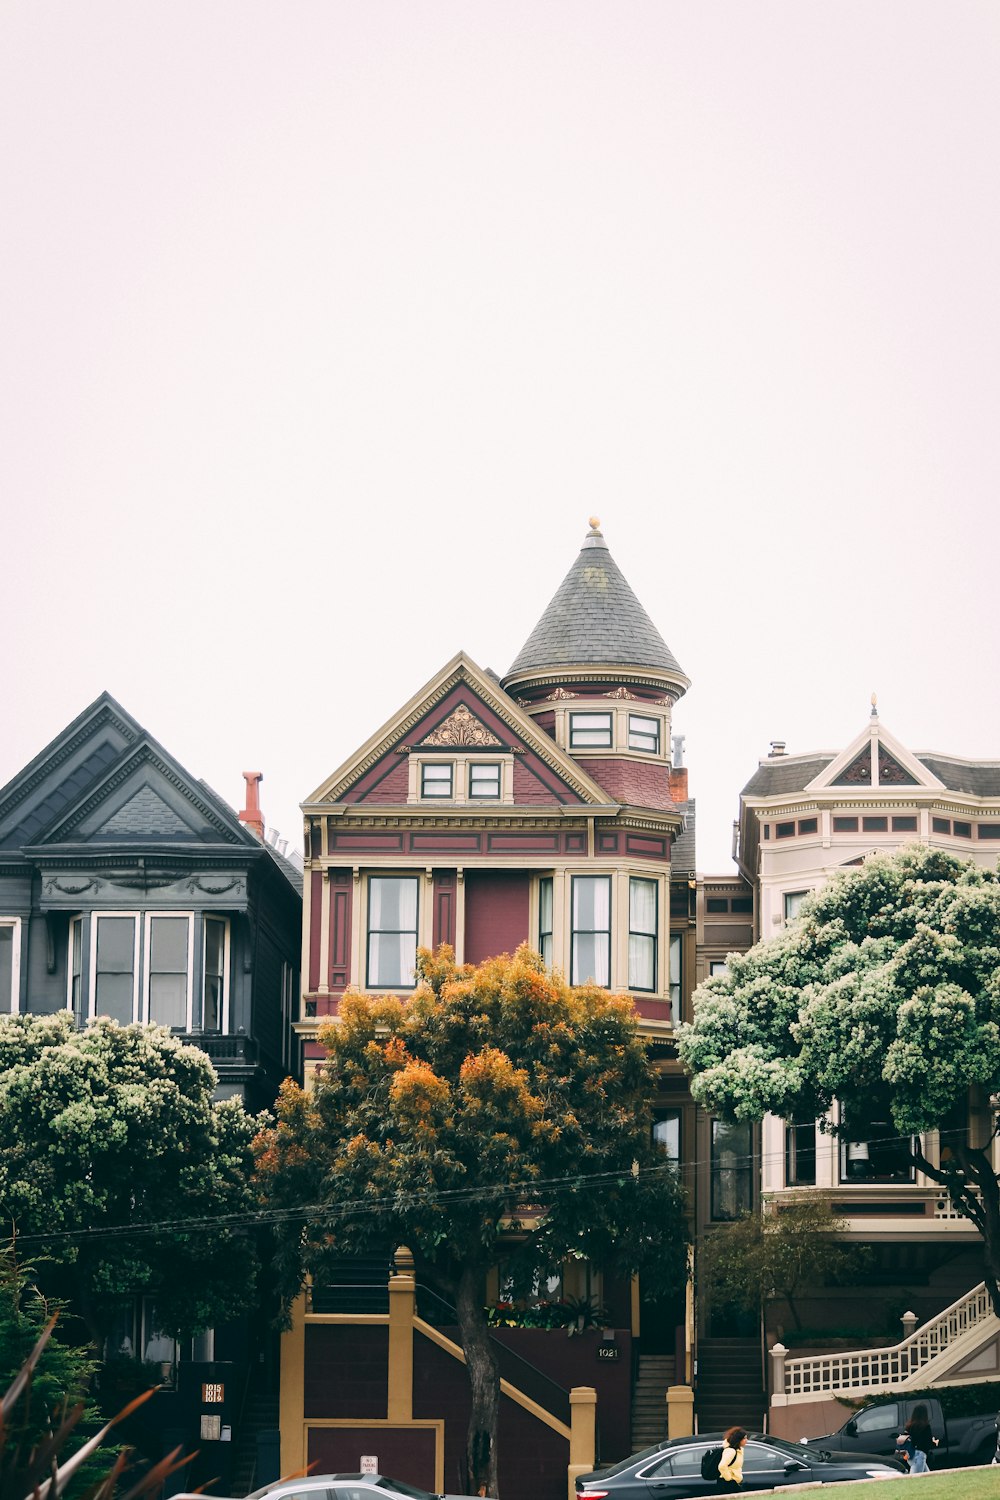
[569,712,613,748]
[421,763,453,798]
[468,762,501,799]
[627,714,660,754]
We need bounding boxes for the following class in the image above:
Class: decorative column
[388,1246,416,1422]
[770,1342,787,1407]
[901,1310,918,1340]
[318,871,331,995]
[666,1384,694,1439]
[568,1387,597,1500]
[279,1290,307,1475]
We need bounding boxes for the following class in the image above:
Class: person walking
[717,1427,747,1491]
[896,1405,938,1475]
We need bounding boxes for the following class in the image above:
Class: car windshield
[372,1480,435,1500]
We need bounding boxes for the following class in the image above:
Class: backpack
[700,1445,726,1481]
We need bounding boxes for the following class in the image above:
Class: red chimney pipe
[239,771,265,840]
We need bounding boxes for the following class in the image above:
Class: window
[979,824,1000,840]
[280,959,299,1074]
[93,915,138,1022]
[203,916,228,1031]
[741,1445,789,1474]
[785,1119,817,1186]
[469,762,501,799]
[840,1113,915,1184]
[775,821,795,839]
[731,897,753,914]
[862,816,888,832]
[627,714,660,754]
[833,816,858,832]
[668,934,682,1010]
[569,712,612,748]
[706,898,729,913]
[538,877,553,968]
[141,1301,178,1389]
[367,876,419,989]
[709,960,728,978]
[798,817,818,835]
[892,815,918,832]
[711,1118,752,1220]
[784,890,808,922]
[652,1109,680,1170]
[0,919,20,1014]
[68,916,82,1017]
[571,876,610,985]
[855,1403,898,1435]
[646,1446,714,1478]
[954,820,972,838]
[421,763,453,798]
[145,915,191,1029]
[628,878,657,991]
[932,817,951,834]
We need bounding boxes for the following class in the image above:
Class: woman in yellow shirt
[718,1427,748,1490]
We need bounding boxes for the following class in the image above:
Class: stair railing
[778,1281,995,1399]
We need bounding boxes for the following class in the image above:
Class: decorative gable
[806,719,944,794]
[834,743,872,786]
[419,704,501,748]
[93,785,194,839]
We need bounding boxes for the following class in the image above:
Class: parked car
[575,1433,903,1497]
[800,1395,999,1468]
[176,1475,481,1500]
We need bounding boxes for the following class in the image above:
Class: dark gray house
[0,691,302,1110]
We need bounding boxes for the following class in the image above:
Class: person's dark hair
[723,1427,747,1448]
[907,1406,930,1431]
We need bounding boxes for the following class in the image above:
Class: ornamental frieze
[420,703,502,747]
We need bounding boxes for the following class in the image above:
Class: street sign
[361,1456,378,1476]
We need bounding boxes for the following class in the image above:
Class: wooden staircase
[695,1337,765,1434]
[630,1355,676,1450]
[230,1389,279,1497]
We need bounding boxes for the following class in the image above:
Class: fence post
[769,1342,787,1407]
[666,1385,694,1439]
[568,1386,597,1500]
[388,1246,415,1421]
[901,1310,918,1339]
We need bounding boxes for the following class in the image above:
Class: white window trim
[0,917,22,1014]
[202,914,231,1033]
[556,701,668,760]
[142,912,195,1030]
[89,912,141,1022]
[66,914,82,1013]
[365,873,421,991]
[408,753,515,806]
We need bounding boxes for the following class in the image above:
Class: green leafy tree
[677,846,1000,1310]
[0,1012,261,1344]
[254,945,689,1498]
[698,1197,868,1332]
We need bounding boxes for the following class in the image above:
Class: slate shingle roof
[916,756,1000,796]
[504,526,686,682]
[741,757,834,797]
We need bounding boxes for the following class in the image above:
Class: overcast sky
[3,3,998,872]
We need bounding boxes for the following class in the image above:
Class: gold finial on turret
[588,515,601,530]
[871,692,878,718]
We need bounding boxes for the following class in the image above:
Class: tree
[0,1012,261,1345]
[698,1197,868,1332]
[254,945,689,1498]
[677,846,1000,1310]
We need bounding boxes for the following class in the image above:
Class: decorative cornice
[546,687,577,701]
[604,686,638,700]
[503,662,689,699]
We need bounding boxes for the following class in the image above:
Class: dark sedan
[576,1433,904,1498]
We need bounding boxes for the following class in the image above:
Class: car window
[742,1445,788,1472]
[654,1445,713,1476]
[329,1488,367,1500]
[642,1456,676,1479]
[856,1404,898,1434]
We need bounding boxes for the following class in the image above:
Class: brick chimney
[239,771,265,840]
[669,766,689,803]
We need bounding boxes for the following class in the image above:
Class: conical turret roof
[503,522,687,688]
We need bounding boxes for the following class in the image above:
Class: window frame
[538,876,553,969]
[202,914,231,1033]
[627,713,661,755]
[710,1116,753,1221]
[143,912,194,1031]
[0,917,21,1015]
[783,890,808,922]
[468,761,502,800]
[627,876,657,992]
[652,1108,681,1171]
[89,912,141,1023]
[570,874,612,986]
[67,914,83,1016]
[568,712,613,749]
[366,874,420,991]
[668,932,682,1012]
[785,1118,817,1187]
[420,762,454,799]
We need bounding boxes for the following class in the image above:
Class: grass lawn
[785,1470,997,1500]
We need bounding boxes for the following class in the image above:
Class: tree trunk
[910,1137,1000,1315]
[454,1263,501,1498]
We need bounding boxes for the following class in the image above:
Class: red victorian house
[284,523,701,1496]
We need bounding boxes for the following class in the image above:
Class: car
[175,1474,482,1500]
[575,1433,905,1497]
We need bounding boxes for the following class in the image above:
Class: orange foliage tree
[254,945,688,1498]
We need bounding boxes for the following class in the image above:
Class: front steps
[696,1337,765,1434]
[630,1355,677,1450]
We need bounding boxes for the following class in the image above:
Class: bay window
[81,911,229,1030]
[569,712,613,748]
[203,916,227,1031]
[668,933,682,1010]
[711,1117,753,1220]
[785,1118,817,1186]
[571,876,610,985]
[367,876,419,989]
[628,877,657,991]
[146,915,191,1029]
[93,914,139,1022]
[0,919,20,1014]
[628,714,660,754]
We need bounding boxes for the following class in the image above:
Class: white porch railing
[771,1281,995,1401]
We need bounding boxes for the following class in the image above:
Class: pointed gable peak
[502,521,689,694]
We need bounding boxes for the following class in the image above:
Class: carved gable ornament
[420,703,501,748]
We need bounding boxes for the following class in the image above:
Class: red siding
[576,757,677,810]
[463,872,530,964]
[513,758,563,804]
[308,869,323,990]
[433,872,456,948]
[346,755,409,804]
[329,870,352,990]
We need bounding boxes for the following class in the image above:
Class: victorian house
[0,691,302,1490]
[736,706,1000,1437]
[284,523,755,1496]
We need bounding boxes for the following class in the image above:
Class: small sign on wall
[202,1382,225,1403]
[596,1343,619,1361]
[360,1456,378,1476]
[200,1416,222,1441]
